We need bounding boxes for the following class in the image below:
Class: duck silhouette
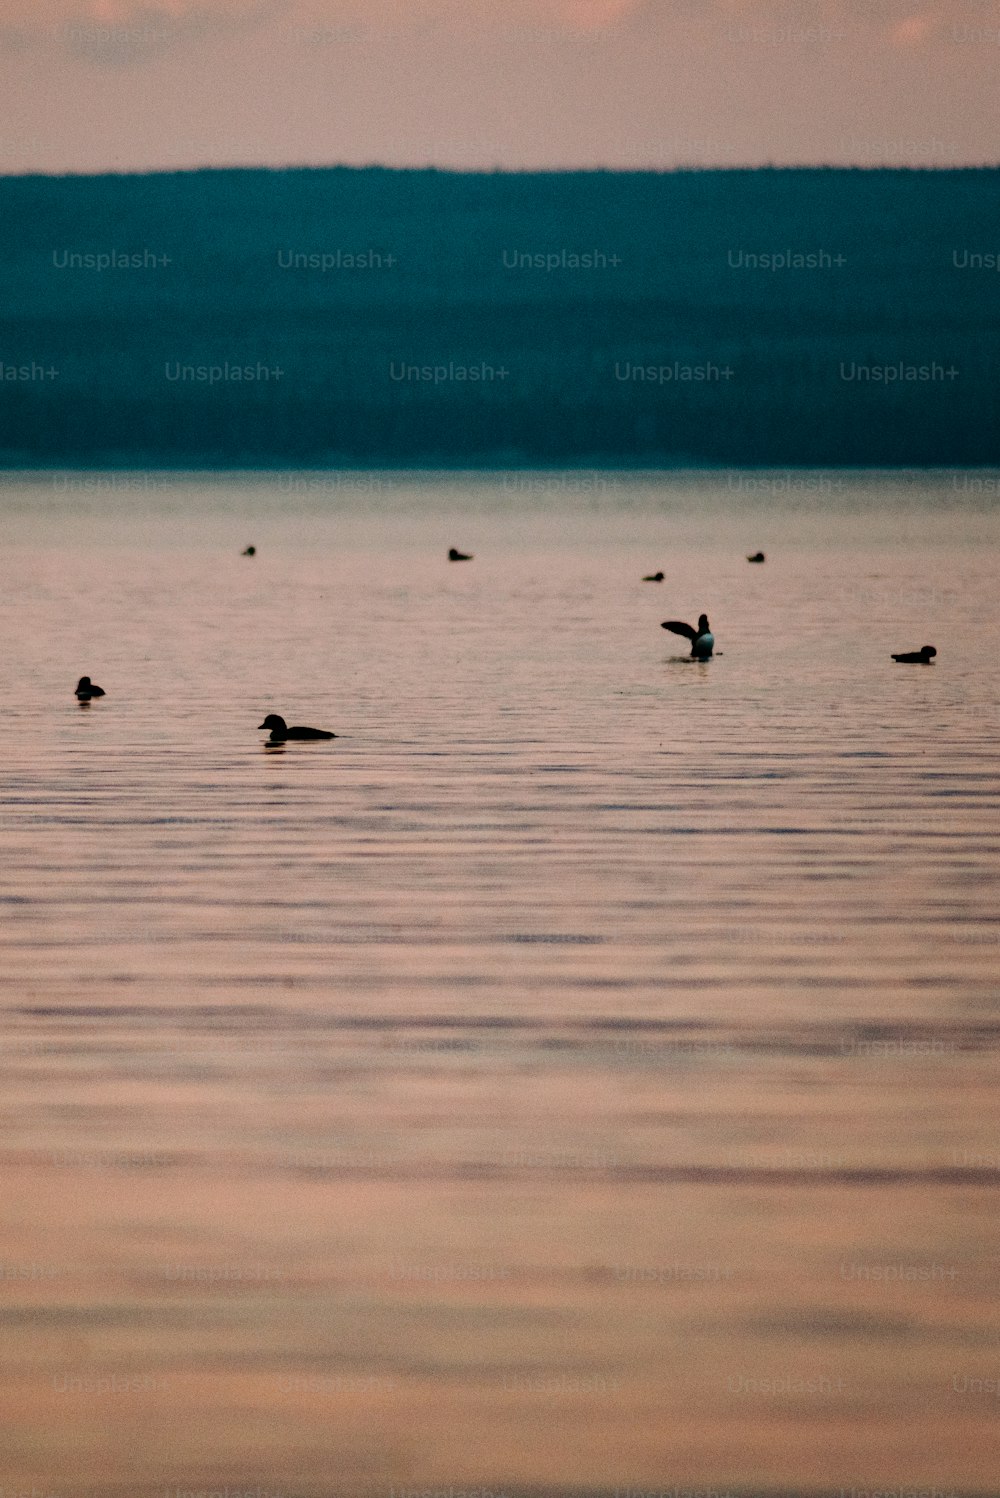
[661,614,714,660]
[75,676,105,700]
[258,713,337,742]
[747,552,766,563]
[891,645,936,663]
[448,548,473,561]
[642,571,665,582]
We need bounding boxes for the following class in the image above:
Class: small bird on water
[747,552,766,563]
[258,714,337,742]
[891,645,936,663]
[448,548,473,561]
[662,614,715,659]
[642,571,665,582]
[75,676,105,700]
[242,545,256,556]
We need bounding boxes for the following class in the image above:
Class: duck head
[258,714,288,733]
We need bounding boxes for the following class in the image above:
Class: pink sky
[1,0,998,173]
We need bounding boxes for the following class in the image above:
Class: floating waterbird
[258,714,337,741]
[747,552,766,563]
[642,571,665,582]
[448,548,473,561]
[661,614,715,659]
[75,676,105,700]
[242,545,256,556]
[891,645,936,663]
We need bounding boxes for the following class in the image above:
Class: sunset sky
[2,0,998,174]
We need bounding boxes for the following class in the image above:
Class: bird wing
[661,620,696,640]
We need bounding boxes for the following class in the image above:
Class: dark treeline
[0,166,997,467]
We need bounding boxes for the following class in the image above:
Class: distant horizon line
[4,465,1000,477]
[4,161,1000,182]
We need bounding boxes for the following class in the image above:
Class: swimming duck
[75,676,105,699]
[258,714,337,741]
[448,548,473,561]
[662,614,714,659]
[643,571,665,582]
[242,545,256,556]
[891,645,936,663]
[747,552,765,563]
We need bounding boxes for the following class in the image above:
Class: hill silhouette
[0,166,996,466]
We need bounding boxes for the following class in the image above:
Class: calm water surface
[1,472,999,1498]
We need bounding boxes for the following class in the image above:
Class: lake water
[1,470,999,1498]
